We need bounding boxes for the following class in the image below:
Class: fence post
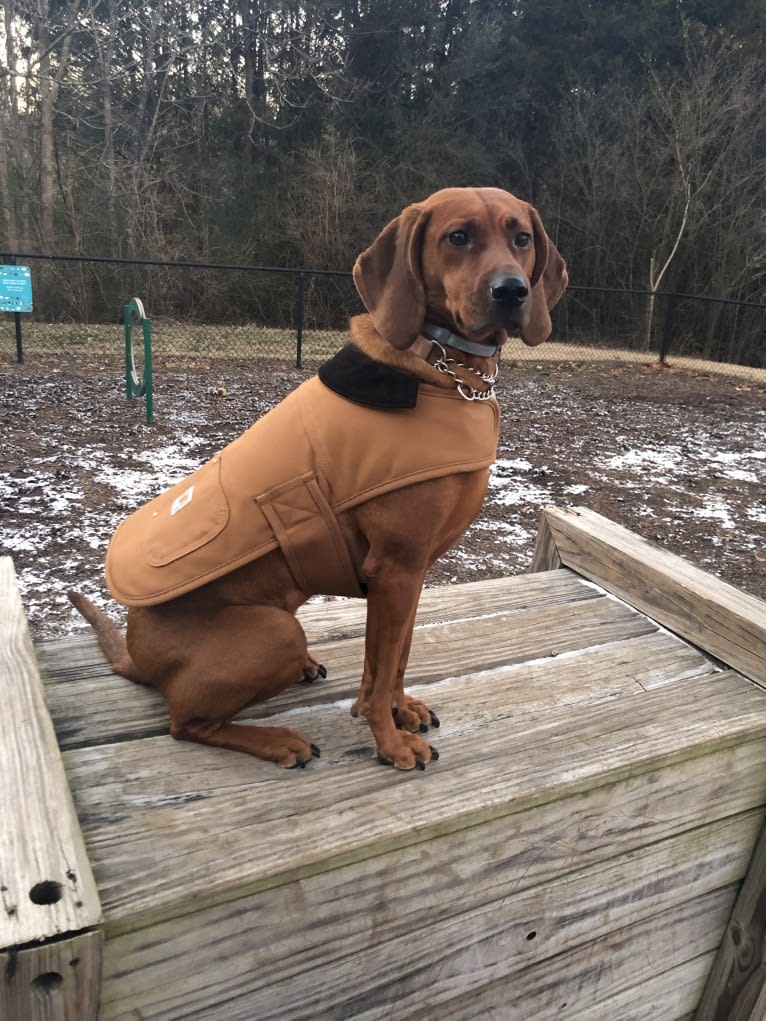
[660,293,680,363]
[295,271,305,369]
[7,255,24,363]
[14,311,23,364]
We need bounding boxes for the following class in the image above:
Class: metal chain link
[429,341,498,401]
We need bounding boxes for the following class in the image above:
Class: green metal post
[123,297,153,423]
[143,316,153,424]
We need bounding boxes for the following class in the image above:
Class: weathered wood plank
[532,506,766,686]
[41,591,660,749]
[0,931,103,1021]
[251,811,761,1021]
[695,815,766,1020]
[296,568,591,639]
[392,629,717,737]
[61,670,766,933]
[433,890,730,1021]
[0,557,102,1018]
[103,810,761,1020]
[565,952,715,1021]
[96,740,766,1018]
[529,510,563,573]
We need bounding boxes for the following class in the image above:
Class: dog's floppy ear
[353,205,430,349]
[521,205,568,347]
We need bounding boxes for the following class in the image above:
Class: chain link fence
[1,253,764,381]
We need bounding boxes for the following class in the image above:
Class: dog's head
[353,187,568,351]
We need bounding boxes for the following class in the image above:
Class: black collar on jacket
[318,344,420,409]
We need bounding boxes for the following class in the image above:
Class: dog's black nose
[490,274,529,306]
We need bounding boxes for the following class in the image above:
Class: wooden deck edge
[530,506,766,688]
[95,727,766,940]
[0,557,103,1020]
[530,507,766,1019]
[0,931,103,1021]
[694,814,766,1021]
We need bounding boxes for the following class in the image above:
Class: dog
[70,187,567,771]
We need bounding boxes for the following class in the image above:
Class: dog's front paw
[376,732,439,771]
[392,694,440,734]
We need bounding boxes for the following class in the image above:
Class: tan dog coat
[106,372,499,606]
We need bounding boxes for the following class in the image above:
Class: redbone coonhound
[70,187,567,771]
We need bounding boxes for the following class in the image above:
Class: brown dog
[70,187,567,771]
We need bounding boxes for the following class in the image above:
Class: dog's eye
[515,232,532,249]
[447,230,470,247]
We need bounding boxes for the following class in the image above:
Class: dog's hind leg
[300,652,327,684]
[172,718,320,768]
[155,604,322,768]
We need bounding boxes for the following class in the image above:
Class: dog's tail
[67,590,143,683]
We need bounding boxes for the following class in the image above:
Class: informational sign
[0,264,33,312]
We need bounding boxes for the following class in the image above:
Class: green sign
[0,264,33,312]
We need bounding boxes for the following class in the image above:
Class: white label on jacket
[170,485,194,516]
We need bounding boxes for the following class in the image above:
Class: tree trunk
[36,0,56,246]
[98,0,118,246]
[0,96,16,250]
[1,0,20,248]
[643,253,656,351]
[33,0,81,248]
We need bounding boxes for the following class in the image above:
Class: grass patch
[3,322,763,384]
[2,321,349,363]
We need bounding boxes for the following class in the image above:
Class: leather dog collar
[421,321,501,359]
[408,334,498,402]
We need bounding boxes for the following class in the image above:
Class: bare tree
[640,30,764,352]
[30,0,83,246]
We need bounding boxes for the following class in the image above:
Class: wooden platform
[2,507,766,1020]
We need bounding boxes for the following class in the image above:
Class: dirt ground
[1,350,764,639]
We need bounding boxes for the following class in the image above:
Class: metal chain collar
[429,341,498,401]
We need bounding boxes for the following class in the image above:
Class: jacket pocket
[146,455,230,566]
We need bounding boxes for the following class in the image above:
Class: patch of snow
[690,497,737,530]
[598,445,681,478]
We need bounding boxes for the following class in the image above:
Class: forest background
[0,0,764,363]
